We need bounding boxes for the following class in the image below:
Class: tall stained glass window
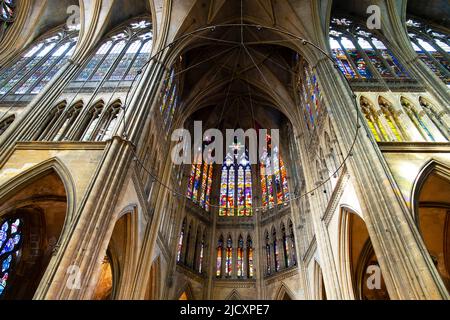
[273,229,280,272]
[237,236,244,278]
[176,219,186,263]
[0,217,22,298]
[247,236,254,278]
[260,135,289,209]
[406,18,450,86]
[186,160,213,212]
[281,223,290,268]
[198,234,205,274]
[265,231,271,275]
[329,17,409,80]
[289,220,297,266]
[226,236,233,277]
[0,0,16,41]
[72,19,152,85]
[219,149,253,217]
[0,28,78,97]
[216,236,223,277]
[296,56,325,131]
[158,57,183,129]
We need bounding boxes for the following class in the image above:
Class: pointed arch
[225,289,242,301]
[400,96,434,141]
[411,159,450,292]
[338,206,390,300]
[176,282,195,300]
[0,158,72,299]
[275,283,296,300]
[0,157,76,225]
[313,260,327,300]
[144,256,161,300]
[93,209,138,300]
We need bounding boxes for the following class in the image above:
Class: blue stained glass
[2,255,11,272]
[109,40,142,81]
[0,222,8,247]
[90,41,126,82]
[75,41,113,82]
[0,234,20,255]
[0,217,22,298]
[124,40,152,81]
[0,273,8,295]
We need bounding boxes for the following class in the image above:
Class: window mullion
[350,34,382,80]
[26,41,75,94]
[366,37,399,78]
[336,37,362,78]
[413,37,450,77]
[3,39,64,97]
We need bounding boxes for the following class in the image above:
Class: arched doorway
[93,212,134,300]
[314,262,327,300]
[0,170,68,300]
[414,164,450,292]
[144,257,161,300]
[340,208,390,300]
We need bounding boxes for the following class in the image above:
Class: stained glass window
[226,236,233,277]
[265,232,271,275]
[0,217,22,298]
[247,236,254,278]
[281,223,290,268]
[219,150,253,217]
[273,229,280,272]
[186,159,213,212]
[72,20,152,84]
[296,56,325,131]
[289,220,297,266]
[406,18,450,85]
[176,219,186,263]
[329,16,409,80]
[216,236,223,277]
[237,236,244,278]
[184,223,192,263]
[260,135,289,209]
[0,29,78,97]
[159,63,180,129]
[198,235,205,274]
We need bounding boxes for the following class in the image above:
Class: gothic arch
[411,159,450,292]
[338,206,390,300]
[176,282,195,300]
[0,157,76,226]
[411,160,450,220]
[225,289,242,301]
[313,260,327,300]
[275,283,295,300]
[144,255,161,300]
[0,159,72,299]
[93,208,138,300]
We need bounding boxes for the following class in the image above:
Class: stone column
[315,58,449,299]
